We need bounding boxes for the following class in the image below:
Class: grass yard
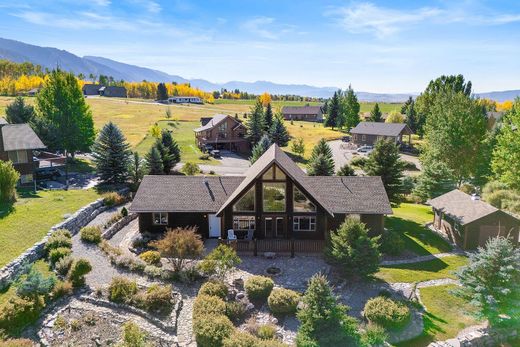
[387,203,452,256]
[376,255,468,283]
[134,120,220,165]
[0,189,102,268]
[399,285,480,346]
[284,120,345,159]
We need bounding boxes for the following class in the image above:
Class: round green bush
[108,277,138,303]
[380,230,405,256]
[199,280,228,299]
[134,284,174,314]
[193,314,234,347]
[223,330,260,347]
[48,247,72,266]
[267,288,300,315]
[244,276,274,300]
[256,324,277,340]
[80,226,102,244]
[45,232,72,253]
[225,301,246,321]
[55,256,73,276]
[193,294,226,319]
[68,258,92,288]
[363,296,411,330]
[139,250,162,266]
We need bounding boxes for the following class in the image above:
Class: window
[218,121,228,138]
[293,186,316,212]
[8,150,28,164]
[293,216,316,231]
[361,135,366,141]
[353,134,357,141]
[153,212,168,225]
[275,166,286,180]
[20,174,33,184]
[233,216,255,230]
[262,165,286,181]
[263,182,286,212]
[233,186,255,212]
[262,166,274,180]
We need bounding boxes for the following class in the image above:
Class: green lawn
[134,120,220,165]
[376,255,468,283]
[0,189,102,267]
[399,285,480,346]
[387,203,452,256]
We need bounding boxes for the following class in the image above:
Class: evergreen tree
[246,99,265,145]
[129,152,145,191]
[310,138,333,160]
[157,83,168,101]
[405,99,418,133]
[5,96,34,124]
[145,146,164,175]
[160,129,181,168]
[455,237,520,326]
[264,103,274,131]
[325,91,340,129]
[412,159,455,201]
[268,115,290,147]
[91,121,131,184]
[154,141,174,174]
[341,85,361,129]
[369,103,382,122]
[337,163,356,176]
[401,96,414,115]
[250,135,272,164]
[365,139,405,204]
[291,137,305,158]
[307,139,335,176]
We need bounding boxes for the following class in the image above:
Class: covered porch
[216,238,325,257]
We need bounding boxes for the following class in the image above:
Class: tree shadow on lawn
[0,189,43,220]
[386,216,452,256]
[382,257,451,273]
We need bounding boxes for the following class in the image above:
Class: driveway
[177,150,251,176]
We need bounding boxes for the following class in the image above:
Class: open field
[0,188,102,268]
[284,121,346,159]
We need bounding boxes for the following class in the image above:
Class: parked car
[210,150,221,158]
[34,167,62,181]
[357,145,373,153]
[341,136,351,142]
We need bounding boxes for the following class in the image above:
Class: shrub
[402,160,417,171]
[138,250,161,266]
[256,324,277,340]
[193,294,226,319]
[45,230,72,253]
[0,296,43,335]
[143,265,162,278]
[485,190,518,209]
[55,256,73,276]
[0,161,19,203]
[48,247,72,266]
[325,217,380,278]
[104,213,123,229]
[121,321,148,347]
[150,227,204,272]
[193,314,234,347]
[361,324,388,346]
[135,284,174,314]
[350,156,367,168]
[380,230,405,256]
[199,154,210,160]
[225,301,246,321]
[268,288,300,315]
[80,226,102,244]
[198,280,228,299]
[68,258,92,288]
[182,162,200,175]
[198,244,241,279]
[223,330,260,347]
[16,268,56,300]
[51,281,73,299]
[121,207,129,217]
[363,296,411,330]
[108,277,138,303]
[245,276,274,300]
[0,338,34,347]
[103,192,125,206]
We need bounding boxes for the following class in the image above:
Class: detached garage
[428,190,520,250]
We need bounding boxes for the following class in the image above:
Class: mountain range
[0,37,518,102]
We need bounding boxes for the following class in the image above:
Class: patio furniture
[227,229,237,241]
[245,229,254,241]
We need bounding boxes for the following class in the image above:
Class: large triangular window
[233,186,255,212]
[293,186,316,212]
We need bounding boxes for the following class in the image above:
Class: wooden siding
[195,116,248,152]
[219,238,325,256]
[351,133,399,146]
[138,212,209,238]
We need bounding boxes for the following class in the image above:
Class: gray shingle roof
[303,176,393,215]
[194,114,232,132]
[281,106,322,115]
[350,122,412,137]
[1,124,45,151]
[130,175,245,213]
[427,190,503,226]
[0,117,7,125]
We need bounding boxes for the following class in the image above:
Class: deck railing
[218,238,325,257]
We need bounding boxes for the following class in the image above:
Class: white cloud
[242,16,278,39]
[91,0,110,6]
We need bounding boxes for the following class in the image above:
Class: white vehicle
[357,145,373,153]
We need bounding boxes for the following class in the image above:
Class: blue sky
[0,0,519,93]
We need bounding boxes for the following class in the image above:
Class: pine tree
[246,99,265,145]
[5,96,34,124]
[307,154,335,176]
[145,146,164,175]
[268,115,290,147]
[250,135,272,164]
[154,141,174,174]
[342,85,361,129]
[91,121,131,184]
[310,138,334,160]
[291,137,305,158]
[337,163,356,176]
[129,152,145,191]
[325,91,340,129]
[157,83,168,101]
[365,139,405,204]
[413,159,455,201]
[264,103,274,131]
[160,129,181,168]
[405,100,418,133]
[369,103,382,122]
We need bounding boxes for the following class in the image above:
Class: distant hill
[0,37,518,102]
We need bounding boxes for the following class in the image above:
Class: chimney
[203,175,208,186]
[471,193,480,201]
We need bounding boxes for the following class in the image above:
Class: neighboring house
[168,96,203,104]
[350,122,413,146]
[194,114,249,152]
[26,88,40,96]
[0,122,45,184]
[428,190,520,250]
[360,112,390,122]
[82,84,103,96]
[130,144,392,245]
[281,106,323,122]
[99,86,127,98]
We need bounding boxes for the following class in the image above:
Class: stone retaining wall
[0,198,107,290]
[429,327,518,347]
[102,213,138,240]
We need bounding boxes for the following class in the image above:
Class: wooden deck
[218,238,325,257]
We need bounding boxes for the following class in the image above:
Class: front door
[264,216,285,238]
[208,214,221,238]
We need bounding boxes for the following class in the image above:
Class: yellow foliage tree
[497,100,513,112]
[385,111,405,123]
[260,92,272,107]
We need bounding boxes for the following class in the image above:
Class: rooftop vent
[203,175,208,186]
[471,193,480,201]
